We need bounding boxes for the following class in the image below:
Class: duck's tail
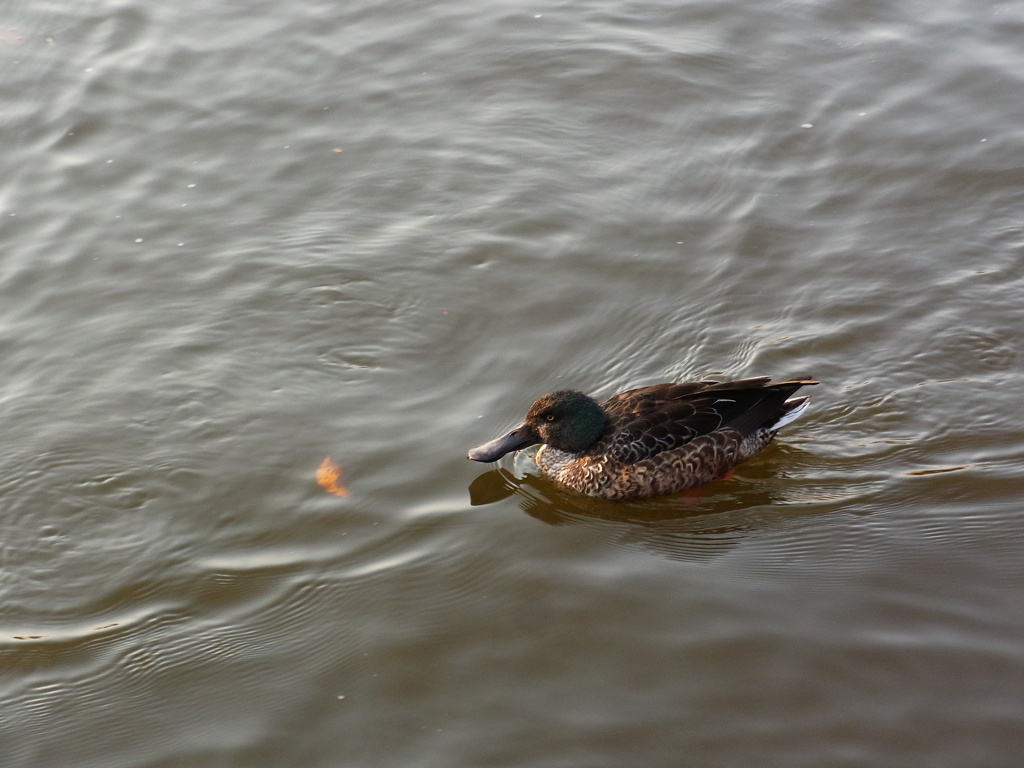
[772,395,811,430]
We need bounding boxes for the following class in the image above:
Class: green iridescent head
[524,390,609,453]
[468,389,609,462]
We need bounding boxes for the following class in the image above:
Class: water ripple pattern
[1,0,1023,766]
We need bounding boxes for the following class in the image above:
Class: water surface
[1,0,1023,766]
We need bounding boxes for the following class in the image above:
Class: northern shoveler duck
[467,377,817,500]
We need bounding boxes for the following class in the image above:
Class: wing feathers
[596,378,816,463]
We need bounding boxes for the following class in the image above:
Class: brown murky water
[1,0,1023,765]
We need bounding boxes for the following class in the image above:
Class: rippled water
[2,0,1023,765]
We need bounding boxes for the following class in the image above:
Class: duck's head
[467,390,609,462]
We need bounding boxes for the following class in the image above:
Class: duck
[467,377,817,500]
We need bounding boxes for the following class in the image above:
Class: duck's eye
[545,414,556,422]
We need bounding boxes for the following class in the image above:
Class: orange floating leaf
[317,457,349,496]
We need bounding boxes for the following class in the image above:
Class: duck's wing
[598,378,815,463]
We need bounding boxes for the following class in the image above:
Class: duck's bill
[467,422,540,462]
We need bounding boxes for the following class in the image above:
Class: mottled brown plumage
[468,377,817,500]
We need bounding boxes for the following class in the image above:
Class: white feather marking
[772,396,811,429]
